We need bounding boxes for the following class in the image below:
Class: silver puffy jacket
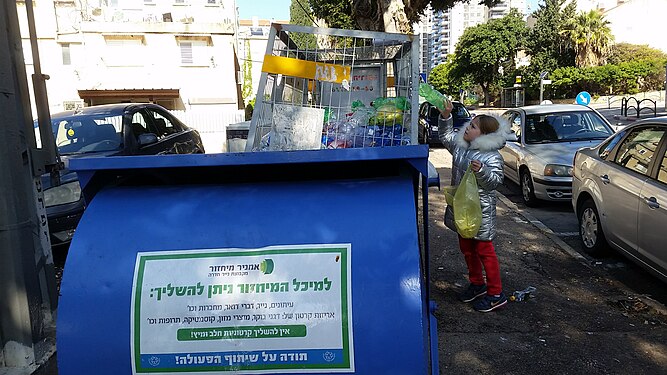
[439,115,509,241]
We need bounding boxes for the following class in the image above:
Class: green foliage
[428,55,471,97]
[241,40,253,102]
[550,59,667,98]
[560,10,614,67]
[244,103,254,121]
[451,9,528,105]
[290,0,318,48]
[308,0,357,30]
[608,43,667,65]
[523,0,576,97]
[308,0,502,33]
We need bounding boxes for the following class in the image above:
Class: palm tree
[560,10,614,68]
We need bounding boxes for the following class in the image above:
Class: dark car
[418,100,473,144]
[40,103,205,246]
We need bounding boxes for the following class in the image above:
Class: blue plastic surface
[58,147,437,374]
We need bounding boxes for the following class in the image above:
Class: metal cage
[246,23,420,152]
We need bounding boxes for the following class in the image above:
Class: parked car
[418,100,473,144]
[39,103,205,247]
[572,118,667,282]
[500,104,614,206]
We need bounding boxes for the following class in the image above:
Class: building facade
[15,0,242,115]
[603,0,667,53]
[426,0,528,71]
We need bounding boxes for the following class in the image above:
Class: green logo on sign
[260,259,274,274]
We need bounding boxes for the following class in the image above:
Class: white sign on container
[130,244,353,374]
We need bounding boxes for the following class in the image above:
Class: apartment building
[15,0,242,115]
[413,6,434,76]
[488,0,527,20]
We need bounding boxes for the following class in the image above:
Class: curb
[495,192,667,317]
[495,192,591,268]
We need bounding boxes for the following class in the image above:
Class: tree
[451,9,528,106]
[608,43,667,65]
[241,40,253,104]
[428,55,471,98]
[290,0,318,48]
[309,0,502,33]
[522,0,576,97]
[560,10,614,68]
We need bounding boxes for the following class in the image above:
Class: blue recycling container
[57,146,438,374]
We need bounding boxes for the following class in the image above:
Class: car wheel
[520,169,539,207]
[579,199,608,256]
[418,127,428,144]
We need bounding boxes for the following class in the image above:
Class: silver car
[573,119,667,283]
[500,105,614,206]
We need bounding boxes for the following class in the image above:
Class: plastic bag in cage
[453,165,482,239]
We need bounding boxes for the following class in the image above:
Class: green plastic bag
[453,165,482,238]
[419,83,450,111]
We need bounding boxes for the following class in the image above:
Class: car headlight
[544,164,573,177]
[44,181,81,207]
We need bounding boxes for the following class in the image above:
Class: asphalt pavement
[428,148,667,374]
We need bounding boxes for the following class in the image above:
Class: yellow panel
[262,55,351,85]
[387,76,395,87]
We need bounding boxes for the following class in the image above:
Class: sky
[236,0,543,22]
[237,0,291,21]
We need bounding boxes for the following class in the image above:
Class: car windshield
[51,113,124,154]
[524,111,613,144]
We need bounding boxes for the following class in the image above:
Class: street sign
[542,79,552,85]
[419,73,427,83]
[539,71,548,80]
[576,91,591,106]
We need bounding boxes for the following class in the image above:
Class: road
[429,146,667,308]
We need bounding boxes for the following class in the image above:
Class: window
[130,112,152,140]
[614,127,666,176]
[104,36,144,66]
[177,38,211,66]
[146,109,181,138]
[658,149,667,184]
[61,43,71,65]
[598,129,627,160]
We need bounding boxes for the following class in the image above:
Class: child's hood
[454,114,510,152]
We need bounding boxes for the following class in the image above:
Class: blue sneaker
[473,293,508,312]
[458,283,487,303]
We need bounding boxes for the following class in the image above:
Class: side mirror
[138,133,158,146]
[470,112,477,118]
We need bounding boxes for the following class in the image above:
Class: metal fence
[171,109,245,153]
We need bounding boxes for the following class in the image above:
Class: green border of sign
[132,246,351,373]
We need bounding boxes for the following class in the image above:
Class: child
[438,102,509,312]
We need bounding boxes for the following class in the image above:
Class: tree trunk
[481,83,490,107]
[352,0,423,33]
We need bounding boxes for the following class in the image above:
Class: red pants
[458,236,503,295]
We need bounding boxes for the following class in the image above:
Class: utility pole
[1,0,57,370]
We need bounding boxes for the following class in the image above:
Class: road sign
[539,71,548,80]
[419,73,427,83]
[542,79,552,85]
[576,91,591,106]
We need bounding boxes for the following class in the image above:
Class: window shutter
[180,42,193,65]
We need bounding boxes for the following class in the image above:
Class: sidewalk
[428,149,667,374]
